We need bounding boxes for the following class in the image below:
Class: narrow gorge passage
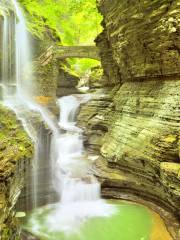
[0,0,179,240]
[22,95,173,240]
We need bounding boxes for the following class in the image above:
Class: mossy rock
[0,104,33,180]
[160,162,180,178]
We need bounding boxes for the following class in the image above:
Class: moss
[34,60,58,99]
[0,217,21,240]
[0,104,33,180]
[164,135,177,143]
[160,162,180,197]
[160,162,180,176]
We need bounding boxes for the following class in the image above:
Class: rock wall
[56,66,79,98]
[16,116,57,212]
[19,5,80,108]
[96,0,180,82]
[30,32,80,109]
[0,105,33,239]
[78,0,180,228]
[30,31,60,109]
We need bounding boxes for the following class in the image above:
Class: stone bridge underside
[56,46,100,60]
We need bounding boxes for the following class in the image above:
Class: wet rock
[56,67,80,97]
[0,105,33,239]
[96,0,180,81]
[78,0,180,230]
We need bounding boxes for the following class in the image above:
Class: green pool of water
[22,201,153,240]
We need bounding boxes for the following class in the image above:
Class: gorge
[0,0,179,240]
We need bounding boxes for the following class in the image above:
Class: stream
[20,94,172,240]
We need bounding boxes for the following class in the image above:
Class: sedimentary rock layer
[96,0,180,82]
[78,1,180,233]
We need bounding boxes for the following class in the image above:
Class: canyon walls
[0,0,179,238]
[78,0,180,222]
[96,0,180,82]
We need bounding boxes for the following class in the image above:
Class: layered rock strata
[78,1,180,236]
[96,0,180,82]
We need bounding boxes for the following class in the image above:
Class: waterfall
[45,95,114,232]
[0,0,46,209]
[54,94,101,202]
[1,8,16,98]
[12,0,33,98]
[58,95,81,131]
[2,14,8,90]
[1,0,33,100]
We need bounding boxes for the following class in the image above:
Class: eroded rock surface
[56,67,79,98]
[96,0,180,81]
[0,105,33,239]
[78,0,180,232]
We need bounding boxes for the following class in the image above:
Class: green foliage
[66,58,101,77]
[0,104,33,179]
[19,0,102,77]
[19,0,103,46]
[90,66,103,80]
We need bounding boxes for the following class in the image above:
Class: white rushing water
[1,0,32,99]
[45,95,114,232]
[1,0,41,209]
[2,14,8,89]
[1,7,16,98]
[1,0,115,232]
[54,94,98,199]
[12,0,33,98]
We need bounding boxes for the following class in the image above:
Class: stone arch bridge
[39,45,100,66]
[56,46,100,60]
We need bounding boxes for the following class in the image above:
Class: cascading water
[1,6,16,98]
[12,0,33,98]
[1,0,31,100]
[45,95,114,232]
[2,14,8,91]
[0,0,48,209]
[0,0,114,234]
[54,95,100,200]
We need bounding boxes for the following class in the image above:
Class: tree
[19,0,102,46]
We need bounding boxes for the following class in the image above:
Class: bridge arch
[55,46,100,60]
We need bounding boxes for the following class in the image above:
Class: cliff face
[96,0,180,82]
[78,0,180,223]
[56,67,79,98]
[30,32,80,110]
[0,105,33,239]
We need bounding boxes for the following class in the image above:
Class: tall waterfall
[2,14,9,92]
[1,0,31,99]
[0,0,45,209]
[1,8,16,98]
[12,0,33,98]
[0,0,114,232]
